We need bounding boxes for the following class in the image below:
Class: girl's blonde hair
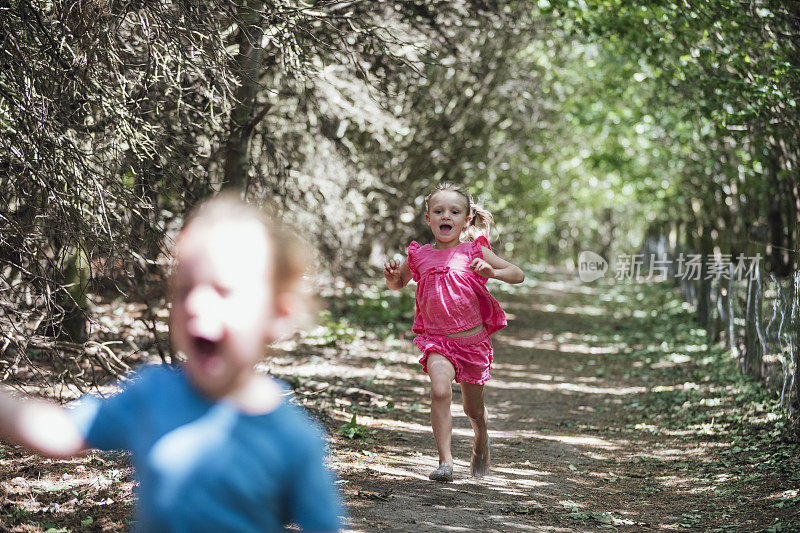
[424,182,494,242]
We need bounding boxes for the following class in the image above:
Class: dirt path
[270,273,797,532]
[325,276,637,532]
[0,273,794,532]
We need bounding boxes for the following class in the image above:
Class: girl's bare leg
[426,353,455,468]
[461,382,490,477]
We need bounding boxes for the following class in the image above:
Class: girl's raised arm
[0,387,87,459]
[384,257,412,290]
[470,246,525,284]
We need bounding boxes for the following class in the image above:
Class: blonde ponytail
[463,201,494,241]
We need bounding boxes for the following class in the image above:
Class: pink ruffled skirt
[413,329,493,385]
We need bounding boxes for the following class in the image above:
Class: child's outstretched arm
[470,247,525,284]
[383,257,412,290]
[0,386,87,459]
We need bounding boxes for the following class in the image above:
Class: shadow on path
[269,273,795,532]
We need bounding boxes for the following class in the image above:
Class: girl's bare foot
[471,438,490,478]
[429,462,454,482]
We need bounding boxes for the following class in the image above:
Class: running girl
[384,183,524,482]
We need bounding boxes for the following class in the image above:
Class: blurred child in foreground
[0,195,343,532]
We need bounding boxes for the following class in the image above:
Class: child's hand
[383,258,403,283]
[469,257,495,279]
[0,386,86,458]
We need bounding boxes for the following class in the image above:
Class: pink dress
[407,236,507,384]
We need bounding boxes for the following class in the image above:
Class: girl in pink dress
[384,183,524,482]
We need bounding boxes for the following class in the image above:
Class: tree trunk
[744,260,763,379]
[793,271,800,414]
[680,219,697,303]
[599,207,614,261]
[782,169,797,272]
[58,246,89,343]
[223,0,266,192]
[134,161,163,266]
[697,222,713,330]
[765,150,792,277]
[725,263,734,349]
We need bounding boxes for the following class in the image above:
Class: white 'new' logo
[578,251,608,282]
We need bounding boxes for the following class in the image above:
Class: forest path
[297,273,795,532]
[1,274,793,532]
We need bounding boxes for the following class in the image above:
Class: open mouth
[189,335,225,376]
[439,224,453,232]
[191,335,220,359]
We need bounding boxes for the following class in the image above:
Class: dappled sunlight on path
[266,272,797,531]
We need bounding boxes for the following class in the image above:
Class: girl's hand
[475,246,525,284]
[383,258,403,283]
[469,257,495,279]
[384,257,412,290]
